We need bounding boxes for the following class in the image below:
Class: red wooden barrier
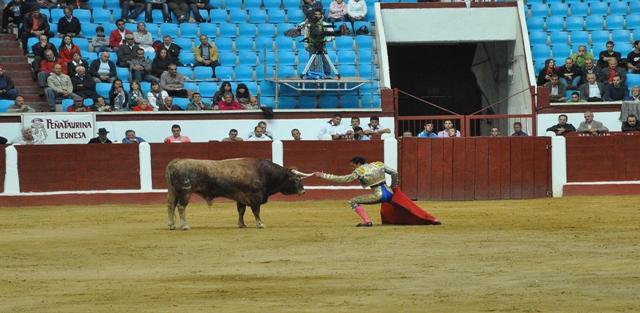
[399,137,551,200]
[566,134,640,182]
[0,145,6,193]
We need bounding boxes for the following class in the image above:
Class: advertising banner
[20,113,96,144]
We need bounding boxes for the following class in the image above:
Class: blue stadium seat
[267,10,286,23]
[0,100,14,113]
[544,0,563,4]
[276,50,296,65]
[276,64,296,78]
[50,37,62,47]
[235,66,255,81]
[88,0,104,9]
[49,23,57,34]
[229,9,249,23]
[264,0,282,10]
[209,10,229,23]
[282,0,300,10]
[605,15,624,30]
[214,37,234,50]
[337,50,356,65]
[255,36,274,51]
[276,23,296,36]
[179,52,196,65]
[530,4,549,18]
[235,37,255,51]
[319,96,338,109]
[82,23,98,38]
[551,45,571,60]
[239,23,257,37]
[627,15,640,30]
[278,96,299,109]
[591,30,611,43]
[589,2,608,16]
[260,51,275,64]
[86,53,98,64]
[549,32,569,46]
[75,38,89,52]
[184,82,197,92]
[531,44,552,59]
[177,66,193,80]
[570,31,589,46]
[50,8,64,22]
[198,82,217,97]
[116,67,130,81]
[353,21,370,34]
[173,37,193,51]
[591,40,609,52]
[219,51,238,65]
[151,10,165,23]
[631,1,640,15]
[626,74,640,88]
[611,29,631,45]
[173,98,190,110]
[179,23,199,38]
[547,16,567,31]
[160,23,179,37]
[526,17,545,32]
[586,15,605,31]
[287,10,305,24]
[257,23,276,37]
[357,49,372,63]
[238,51,259,65]
[218,23,238,37]
[338,64,357,77]
[194,67,214,80]
[274,36,294,50]
[75,9,92,23]
[340,95,360,109]
[549,3,568,17]
[533,58,547,73]
[106,0,120,9]
[358,63,376,79]
[61,99,75,112]
[259,81,276,96]
[244,0,263,10]
[249,10,268,23]
[609,2,629,16]
[260,96,274,107]
[198,9,210,22]
[529,31,548,46]
[199,23,217,37]
[565,16,585,32]
[96,83,110,98]
[569,3,589,17]
[335,36,355,51]
[93,10,111,24]
[256,65,275,80]
[355,35,373,49]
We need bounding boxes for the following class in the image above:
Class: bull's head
[282,169,313,196]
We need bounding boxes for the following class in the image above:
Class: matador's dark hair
[350,156,366,165]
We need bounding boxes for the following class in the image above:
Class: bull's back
[166,158,267,189]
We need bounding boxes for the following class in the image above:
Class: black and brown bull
[165,158,312,230]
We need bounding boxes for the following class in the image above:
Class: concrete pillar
[551,136,566,197]
[272,140,284,166]
[139,142,152,191]
[4,145,20,194]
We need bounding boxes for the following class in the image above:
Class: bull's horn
[292,170,313,178]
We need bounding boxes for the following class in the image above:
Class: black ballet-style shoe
[356,222,373,227]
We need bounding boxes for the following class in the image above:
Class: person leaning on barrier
[567,92,586,103]
[624,86,640,101]
[187,92,213,110]
[122,129,146,143]
[417,121,437,138]
[222,129,243,142]
[490,127,500,137]
[511,122,528,137]
[6,96,35,113]
[291,128,302,140]
[577,111,609,135]
[547,114,576,135]
[11,127,43,145]
[621,114,640,132]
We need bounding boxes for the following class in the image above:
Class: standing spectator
[579,73,605,101]
[92,26,112,53]
[167,0,189,23]
[2,0,28,34]
[32,35,59,77]
[132,99,153,111]
[64,0,92,10]
[160,63,188,97]
[128,80,145,108]
[211,81,233,104]
[21,6,53,55]
[302,0,323,20]
[571,45,592,68]
[291,128,302,140]
[109,79,129,110]
[161,35,183,66]
[70,66,98,100]
[625,86,640,101]
[189,0,217,23]
[194,35,221,80]
[302,10,333,77]
[110,19,133,52]
[186,92,212,110]
[604,75,629,101]
[11,127,43,145]
[0,66,19,100]
[580,58,600,85]
[626,40,640,74]
[121,0,146,24]
[134,22,155,53]
[598,59,627,85]
[577,111,609,135]
[490,127,500,137]
[327,0,348,23]
[152,47,173,78]
[58,35,81,63]
[146,0,171,23]
[222,129,243,141]
[57,7,84,38]
[38,49,67,97]
[597,41,622,69]
[347,0,367,31]
[417,121,437,138]
[88,128,113,144]
[556,57,582,90]
[66,50,89,77]
[317,113,349,139]
[437,120,460,137]
[89,51,117,84]
[164,124,191,143]
[544,74,567,102]
[122,130,146,143]
[217,92,243,110]
[130,48,159,83]
[66,96,92,112]
[89,96,113,112]
[158,96,183,111]
[46,64,77,110]
[536,59,558,87]
[621,114,640,132]
[147,81,168,110]
[511,122,528,137]
[364,115,390,136]
[6,96,35,113]
[117,34,140,67]
[235,83,251,107]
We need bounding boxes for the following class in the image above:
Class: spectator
[246,126,272,141]
[64,0,91,10]
[134,22,155,53]
[568,91,586,103]
[158,95,183,111]
[146,0,171,23]
[89,51,117,84]
[579,73,605,101]
[511,122,527,136]
[577,111,609,135]
[11,127,43,145]
[571,45,592,68]
[89,96,112,112]
[327,0,348,23]
[161,35,183,66]
[2,0,28,34]
[122,129,146,143]
[0,66,19,100]
[302,10,333,77]
[347,0,367,31]
[92,26,112,53]
[186,92,213,110]
[235,83,252,107]
[117,34,140,67]
[536,59,558,87]
[152,47,173,78]
[38,49,67,97]
[88,128,112,144]
[130,48,159,83]
[364,115,390,136]
[291,128,302,140]
[242,96,261,110]
[121,0,146,24]
[194,34,221,80]
[110,19,133,52]
[317,113,349,139]
[490,127,500,137]
[247,121,274,139]
[128,80,145,108]
[132,99,153,111]
[625,86,640,101]
[402,131,412,137]
[32,35,59,77]
[352,126,370,140]
[109,79,128,110]
[346,116,360,137]
[21,6,53,55]
[580,58,600,85]
[147,81,168,110]
[417,121,437,138]
[546,114,576,135]
[58,35,80,63]
[222,129,243,141]
[189,0,217,23]
[446,127,458,137]
[47,63,77,110]
[604,75,629,101]
[218,92,243,110]
[544,74,567,102]
[556,57,582,90]
[160,63,188,97]
[622,114,640,132]
[437,120,460,137]
[599,59,627,85]
[626,40,640,74]
[0,136,6,144]
[66,96,91,112]
[67,50,89,77]
[6,96,35,113]
[597,41,622,69]
[165,124,191,142]
[212,81,233,104]
[71,66,98,100]
[167,0,189,23]
[57,7,83,38]
[302,0,323,20]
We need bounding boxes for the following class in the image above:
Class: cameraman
[302,10,334,78]
[352,127,370,141]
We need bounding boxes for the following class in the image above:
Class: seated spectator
[186,92,213,110]
[152,47,173,78]
[580,58,600,85]
[66,96,91,112]
[544,74,567,102]
[57,7,83,38]
[346,116,360,137]
[625,86,640,101]
[597,41,622,69]
[146,0,172,23]
[599,59,627,85]
[243,96,261,110]
[222,129,243,142]
[327,0,348,23]
[2,0,28,34]
[567,92,586,103]
[165,124,191,143]
[212,81,233,104]
[32,35,59,76]
[128,80,145,109]
[571,45,592,68]
[160,63,188,98]
[121,0,146,24]
[89,51,117,84]
[189,0,217,23]
[117,34,140,67]
[577,111,609,135]
[122,130,146,143]
[546,114,576,135]
[58,35,80,63]
[446,127,458,138]
[47,64,77,111]
[147,81,168,110]
[88,128,112,144]
[109,79,128,110]
[110,19,133,52]
[417,121,437,138]
[6,96,35,113]
[71,66,98,100]
[158,95,183,111]
[511,122,527,136]
[364,115,390,136]
[64,0,91,10]
[132,99,153,111]
[89,96,112,112]
[21,6,53,55]
[161,35,183,66]
[0,66,19,100]
[621,114,640,132]
[352,126,370,140]
[437,120,460,137]
[246,126,272,141]
[291,128,302,140]
[67,50,89,77]
[92,26,112,53]
[11,127,43,145]
[536,59,558,87]
[235,83,252,107]
[134,22,155,53]
[38,49,67,97]
[627,40,640,74]
[490,127,500,137]
[218,92,243,110]
[402,131,412,137]
[194,35,221,80]
[579,73,605,102]
[247,121,274,139]
[347,0,367,31]
[604,75,629,101]
[556,57,582,90]
[130,48,159,83]
[167,0,189,23]
[302,0,323,20]
[317,113,349,139]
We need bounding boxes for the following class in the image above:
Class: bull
[165,158,312,230]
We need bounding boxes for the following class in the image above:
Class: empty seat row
[528,15,640,31]
[528,1,640,18]
[530,29,635,46]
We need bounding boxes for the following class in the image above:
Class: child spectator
[59,35,81,63]
[92,26,112,53]
[128,80,145,109]
[235,83,252,107]
[147,81,168,111]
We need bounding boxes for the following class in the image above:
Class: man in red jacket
[109,19,133,52]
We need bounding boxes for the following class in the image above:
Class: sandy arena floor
[1,196,639,312]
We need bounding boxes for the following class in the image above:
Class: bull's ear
[291,169,313,179]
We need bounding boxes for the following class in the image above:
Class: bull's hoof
[169,225,176,230]
[238,223,247,228]
[182,225,190,230]
[257,223,267,229]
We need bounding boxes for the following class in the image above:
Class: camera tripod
[300,44,340,79]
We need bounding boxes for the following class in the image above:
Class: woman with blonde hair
[134,22,155,52]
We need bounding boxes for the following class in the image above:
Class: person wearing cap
[110,19,134,52]
[117,34,140,68]
[88,128,113,144]
[21,6,53,55]
[66,96,92,112]
[0,66,19,100]
[6,96,35,113]
[11,127,43,145]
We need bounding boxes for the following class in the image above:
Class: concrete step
[18,86,41,94]
[11,78,36,85]
[1,63,32,71]
[0,47,24,55]
[0,33,18,41]
[0,56,30,63]
[4,70,34,79]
